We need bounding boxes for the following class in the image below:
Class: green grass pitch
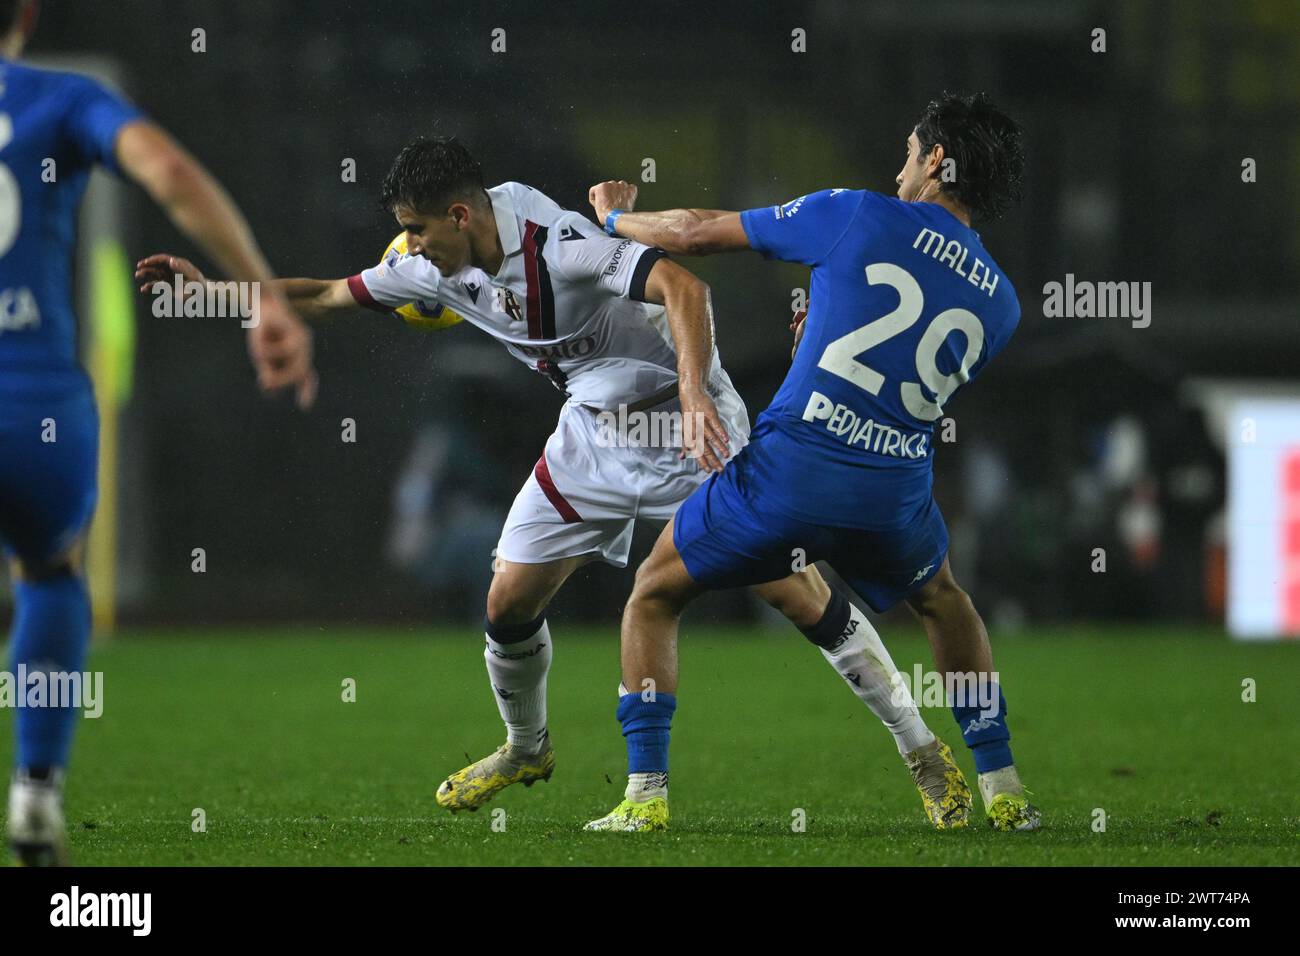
[2,626,1297,866]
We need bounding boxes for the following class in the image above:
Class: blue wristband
[604,209,625,237]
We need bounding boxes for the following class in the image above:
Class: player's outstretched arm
[641,259,731,473]
[118,122,278,287]
[269,278,357,320]
[589,181,750,256]
[116,121,316,407]
[135,255,355,322]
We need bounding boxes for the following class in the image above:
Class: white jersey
[348,182,726,410]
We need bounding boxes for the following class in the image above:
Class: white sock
[484,619,552,752]
[820,603,935,755]
[626,771,668,802]
[977,765,1024,808]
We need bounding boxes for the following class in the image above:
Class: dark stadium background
[8,0,1297,629]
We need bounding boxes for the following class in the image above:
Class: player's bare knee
[630,550,665,594]
[485,577,547,628]
[909,564,966,620]
[756,572,830,630]
[790,570,833,626]
[629,557,687,616]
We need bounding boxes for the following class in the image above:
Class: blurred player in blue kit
[0,0,315,864]
[586,92,1041,833]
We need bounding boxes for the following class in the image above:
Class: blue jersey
[0,57,142,376]
[738,189,1020,530]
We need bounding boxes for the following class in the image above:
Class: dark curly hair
[913,91,1024,222]
[379,136,487,214]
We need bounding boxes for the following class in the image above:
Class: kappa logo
[964,716,1001,734]
[909,564,935,586]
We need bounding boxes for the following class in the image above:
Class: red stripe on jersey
[522,221,543,338]
[533,454,582,523]
[347,274,391,314]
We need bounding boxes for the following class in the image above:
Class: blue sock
[9,573,92,771]
[616,691,676,774]
[951,683,1014,774]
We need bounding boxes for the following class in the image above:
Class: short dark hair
[0,0,21,33]
[379,136,487,214]
[914,91,1024,222]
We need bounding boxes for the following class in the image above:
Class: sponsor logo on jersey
[559,225,585,241]
[515,335,596,360]
[800,390,929,460]
[603,239,633,277]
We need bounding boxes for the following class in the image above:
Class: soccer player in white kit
[136,137,972,828]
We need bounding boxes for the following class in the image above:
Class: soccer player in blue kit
[0,0,316,864]
[585,92,1040,832]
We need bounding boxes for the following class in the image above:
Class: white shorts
[495,378,751,568]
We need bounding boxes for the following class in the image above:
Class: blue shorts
[673,454,948,613]
[0,370,99,563]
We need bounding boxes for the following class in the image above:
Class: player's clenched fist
[589,180,638,223]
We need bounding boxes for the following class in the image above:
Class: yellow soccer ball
[380,233,465,331]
